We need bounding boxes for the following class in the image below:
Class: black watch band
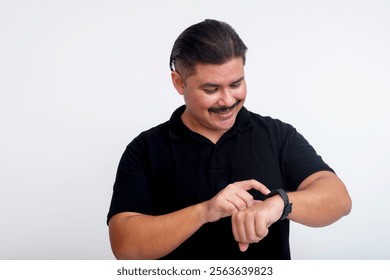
[264,188,292,220]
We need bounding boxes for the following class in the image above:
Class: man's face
[172,57,247,142]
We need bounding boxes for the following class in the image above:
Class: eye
[203,87,218,94]
[230,82,241,89]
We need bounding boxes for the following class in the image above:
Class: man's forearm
[109,203,208,259]
[288,171,352,227]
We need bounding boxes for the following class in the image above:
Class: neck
[181,112,225,144]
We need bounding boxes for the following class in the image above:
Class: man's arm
[232,171,352,251]
[109,204,207,260]
[109,180,270,259]
[288,170,352,226]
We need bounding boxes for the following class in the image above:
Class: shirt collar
[169,105,254,142]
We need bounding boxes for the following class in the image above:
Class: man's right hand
[203,179,270,223]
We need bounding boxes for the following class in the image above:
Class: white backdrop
[1,0,389,259]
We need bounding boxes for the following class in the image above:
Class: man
[107,19,352,260]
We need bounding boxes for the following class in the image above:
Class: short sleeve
[282,126,334,191]
[107,134,155,223]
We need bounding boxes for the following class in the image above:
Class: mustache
[208,100,241,114]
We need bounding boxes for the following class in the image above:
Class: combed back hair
[169,19,248,79]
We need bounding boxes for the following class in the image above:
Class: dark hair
[169,19,248,78]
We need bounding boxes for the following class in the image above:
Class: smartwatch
[264,188,292,220]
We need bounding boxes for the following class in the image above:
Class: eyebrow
[199,76,245,88]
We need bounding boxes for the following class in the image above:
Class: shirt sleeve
[107,134,155,224]
[282,125,334,191]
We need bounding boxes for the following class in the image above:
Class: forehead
[186,58,245,85]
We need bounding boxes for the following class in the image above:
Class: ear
[171,71,185,95]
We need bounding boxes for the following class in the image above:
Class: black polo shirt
[107,105,333,259]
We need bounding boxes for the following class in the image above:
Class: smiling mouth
[208,100,241,115]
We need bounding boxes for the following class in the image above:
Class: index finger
[232,179,271,195]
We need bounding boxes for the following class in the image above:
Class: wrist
[195,202,209,224]
[266,195,285,221]
[264,189,293,220]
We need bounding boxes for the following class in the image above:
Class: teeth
[213,109,228,114]
[218,109,230,114]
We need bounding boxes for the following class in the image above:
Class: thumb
[238,242,249,252]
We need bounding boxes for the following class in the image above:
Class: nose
[218,87,235,106]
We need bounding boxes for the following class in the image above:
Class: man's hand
[203,180,270,223]
[231,195,285,252]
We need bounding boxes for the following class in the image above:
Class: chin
[216,118,236,131]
